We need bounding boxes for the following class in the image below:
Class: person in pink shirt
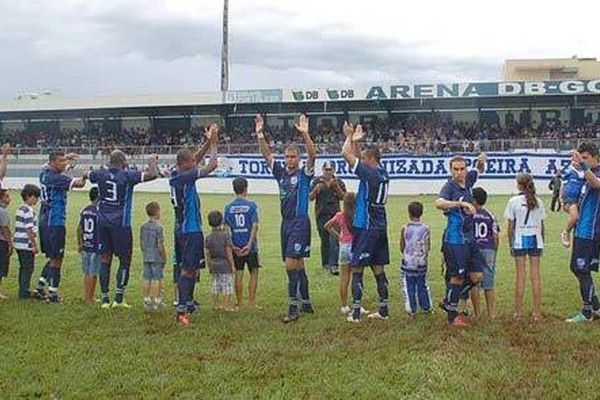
[325,193,367,316]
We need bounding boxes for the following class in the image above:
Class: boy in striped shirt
[14,184,41,299]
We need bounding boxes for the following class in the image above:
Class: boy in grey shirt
[140,202,166,310]
[205,210,235,311]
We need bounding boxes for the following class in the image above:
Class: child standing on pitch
[13,184,40,299]
[400,201,432,318]
[324,192,367,316]
[505,174,545,321]
[205,210,236,311]
[140,202,167,310]
[560,164,585,247]
[0,189,12,299]
[472,187,500,319]
[78,187,100,304]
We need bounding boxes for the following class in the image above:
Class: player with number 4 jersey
[87,150,159,308]
[341,122,391,323]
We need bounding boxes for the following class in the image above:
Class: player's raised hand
[208,123,219,142]
[65,152,79,161]
[343,121,354,138]
[571,150,583,170]
[255,114,265,134]
[477,152,487,164]
[294,114,309,135]
[352,124,366,142]
[1,143,11,158]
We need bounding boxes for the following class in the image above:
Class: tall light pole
[221,0,229,92]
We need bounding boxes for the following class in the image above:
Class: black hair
[408,201,423,219]
[89,186,99,202]
[0,189,9,200]
[21,184,41,201]
[364,146,381,162]
[145,202,160,217]
[49,150,65,163]
[578,142,599,159]
[176,148,195,166]
[208,210,223,228]
[233,177,248,195]
[472,187,488,206]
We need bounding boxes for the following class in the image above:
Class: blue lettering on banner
[210,153,571,180]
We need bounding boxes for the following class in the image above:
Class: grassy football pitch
[1,191,599,399]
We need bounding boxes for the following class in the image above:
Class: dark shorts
[443,242,485,278]
[281,217,311,260]
[512,248,543,257]
[174,227,182,267]
[350,228,390,267]
[98,226,133,263]
[0,240,9,277]
[571,238,600,274]
[40,225,66,259]
[181,232,205,271]
[234,252,261,271]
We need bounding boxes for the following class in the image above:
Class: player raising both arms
[35,151,88,302]
[87,150,159,308]
[256,114,316,323]
[341,122,391,323]
[170,124,219,326]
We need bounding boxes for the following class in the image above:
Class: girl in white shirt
[504,173,545,321]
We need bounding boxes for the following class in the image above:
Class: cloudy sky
[0,0,598,100]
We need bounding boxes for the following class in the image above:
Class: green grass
[0,191,598,399]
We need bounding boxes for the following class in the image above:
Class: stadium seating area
[1,114,599,155]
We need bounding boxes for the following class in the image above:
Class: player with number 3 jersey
[88,150,159,308]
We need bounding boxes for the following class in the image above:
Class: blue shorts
[181,232,205,271]
[280,217,311,260]
[98,226,133,263]
[570,238,600,274]
[82,252,100,276]
[339,243,352,265]
[479,248,496,290]
[512,248,543,257]
[144,262,165,281]
[350,228,390,267]
[40,225,66,259]
[443,242,485,278]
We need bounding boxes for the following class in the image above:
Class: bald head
[109,150,127,169]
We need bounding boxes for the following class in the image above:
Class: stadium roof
[1,80,599,120]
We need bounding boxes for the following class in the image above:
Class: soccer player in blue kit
[435,153,487,326]
[171,124,217,307]
[170,123,219,326]
[340,122,391,323]
[566,143,600,323]
[255,113,316,323]
[35,151,88,302]
[87,150,159,308]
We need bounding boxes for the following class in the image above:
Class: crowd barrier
[2,152,569,195]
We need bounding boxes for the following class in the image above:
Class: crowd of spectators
[1,114,599,155]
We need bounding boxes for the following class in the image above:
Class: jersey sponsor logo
[290,176,298,186]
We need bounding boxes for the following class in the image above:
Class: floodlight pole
[221,0,229,92]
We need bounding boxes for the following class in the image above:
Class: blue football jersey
[224,197,259,252]
[438,169,478,245]
[39,164,73,227]
[351,160,389,230]
[575,166,600,239]
[89,168,143,228]
[271,161,313,219]
[169,168,205,234]
[79,204,99,252]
